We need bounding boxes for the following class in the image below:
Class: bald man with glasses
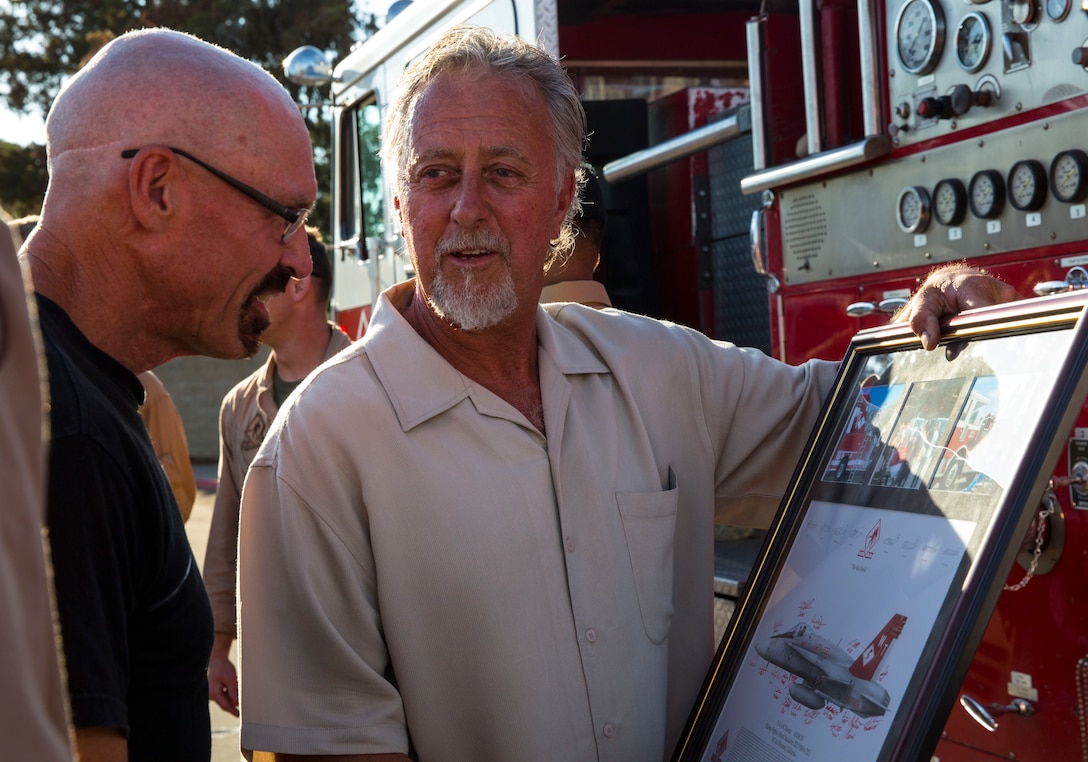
[23,27,315,762]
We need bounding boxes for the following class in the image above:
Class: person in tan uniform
[1,219,73,761]
[204,230,351,717]
[540,163,611,308]
[138,370,197,521]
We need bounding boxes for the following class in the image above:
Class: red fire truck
[286,0,1088,757]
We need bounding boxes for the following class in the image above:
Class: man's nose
[282,233,313,279]
[450,174,489,226]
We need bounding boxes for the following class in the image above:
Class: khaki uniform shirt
[138,370,196,521]
[0,231,73,759]
[238,282,837,760]
[203,324,351,634]
[540,279,612,309]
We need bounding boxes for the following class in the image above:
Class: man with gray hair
[25,27,315,761]
[237,24,1015,762]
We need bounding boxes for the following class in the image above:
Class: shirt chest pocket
[616,468,678,645]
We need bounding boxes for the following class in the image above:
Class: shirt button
[585,628,597,643]
[565,536,575,552]
[602,723,615,738]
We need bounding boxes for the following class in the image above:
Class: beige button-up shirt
[238,282,837,760]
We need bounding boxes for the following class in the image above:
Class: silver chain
[1003,490,1057,592]
[1077,657,1088,762]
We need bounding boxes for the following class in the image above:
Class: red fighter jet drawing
[755,613,908,718]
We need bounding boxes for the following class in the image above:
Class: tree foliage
[0,0,382,232]
[0,139,46,218]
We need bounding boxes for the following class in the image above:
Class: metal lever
[1034,265,1088,295]
[845,298,908,318]
[959,694,1035,732]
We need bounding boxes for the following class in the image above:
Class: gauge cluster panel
[779,107,1088,284]
[887,0,1088,148]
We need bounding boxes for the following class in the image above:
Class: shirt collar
[363,281,610,431]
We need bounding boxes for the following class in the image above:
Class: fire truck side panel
[557,10,751,62]
[750,0,1088,756]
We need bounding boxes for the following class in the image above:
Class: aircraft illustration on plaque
[755,613,908,719]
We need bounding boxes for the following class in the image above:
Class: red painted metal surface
[779,250,1088,759]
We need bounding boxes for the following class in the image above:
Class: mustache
[435,229,511,261]
[249,266,295,301]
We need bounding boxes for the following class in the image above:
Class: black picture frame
[672,290,1088,762]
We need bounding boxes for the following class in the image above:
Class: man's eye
[491,167,522,184]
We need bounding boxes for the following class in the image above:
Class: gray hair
[381,25,587,264]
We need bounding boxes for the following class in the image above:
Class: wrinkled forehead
[412,66,543,122]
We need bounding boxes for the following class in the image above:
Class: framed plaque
[672,290,1088,762]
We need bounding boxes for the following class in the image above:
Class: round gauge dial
[895,0,946,75]
[933,178,967,226]
[897,185,932,233]
[1010,0,1037,26]
[1046,0,1071,21]
[955,13,991,73]
[1007,159,1047,211]
[969,169,1005,219]
[1050,149,1088,203]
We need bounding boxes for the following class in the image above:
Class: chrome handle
[1034,265,1088,296]
[960,694,1035,732]
[846,302,875,317]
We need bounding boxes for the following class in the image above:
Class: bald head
[30,28,318,370]
[47,29,307,176]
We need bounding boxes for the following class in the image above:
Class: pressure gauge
[955,13,991,73]
[969,169,1005,219]
[897,185,932,233]
[933,178,967,226]
[1010,0,1037,26]
[1007,159,1047,211]
[1046,0,1071,21]
[895,0,946,75]
[1050,149,1088,203]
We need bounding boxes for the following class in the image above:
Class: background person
[25,27,315,761]
[204,229,351,717]
[138,369,197,521]
[540,162,611,308]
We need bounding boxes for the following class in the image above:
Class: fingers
[896,264,1021,351]
[211,686,240,717]
[208,652,240,716]
[904,283,945,351]
[208,673,240,716]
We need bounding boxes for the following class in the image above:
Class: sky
[0,107,46,146]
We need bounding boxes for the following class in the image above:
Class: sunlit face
[395,69,575,332]
[190,144,316,359]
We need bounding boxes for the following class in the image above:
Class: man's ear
[555,171,577,229]
[292,275,312,303]
[126,147,180,232]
